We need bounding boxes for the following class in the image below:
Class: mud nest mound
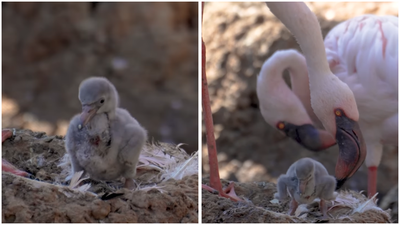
[202,178,392,223]
[2,129,198,223]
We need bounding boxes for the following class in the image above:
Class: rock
[3,198,33,223]
[106,212,138,223]
[66,203,94,223]
[91,199,111,220]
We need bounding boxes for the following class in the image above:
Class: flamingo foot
[367,166,377,198]
[223,182,242,201]
[202,184,219,194]
[2,159,32,178]
[202,182,243,202]
[2,129,32,178]
[2,129,13,142]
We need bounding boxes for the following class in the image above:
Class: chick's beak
[80,104,98,126]
[334,109,366,189]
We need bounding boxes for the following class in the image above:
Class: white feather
[68,171,90,192]
[160,151,198,181]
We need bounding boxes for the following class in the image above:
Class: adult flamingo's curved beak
[279,122,336,151]
[334,109,366,189]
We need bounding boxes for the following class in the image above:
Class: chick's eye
[100,99,105,104]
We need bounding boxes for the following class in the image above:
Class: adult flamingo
[203,2,367,201]
[265,2,367,191]
[325,14,398,197]
[257,12,397,197]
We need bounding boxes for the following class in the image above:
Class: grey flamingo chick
[65,77,147,189]
[275,157,337,218]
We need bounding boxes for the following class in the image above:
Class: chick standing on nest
[274,157,337,218]
[65,77,147,189]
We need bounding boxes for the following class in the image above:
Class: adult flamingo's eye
[334,109,342,116]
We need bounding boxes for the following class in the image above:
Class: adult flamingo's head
[312,78,366,189]
[257,49,336,151]
[266,2,366,189]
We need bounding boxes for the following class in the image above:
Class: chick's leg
[124,178,136,189]
[275,175,290,200]
[319,200,328,219]
[70,154,85,175]
[65,126,86,179]
[318,175,337,200]
[119,125,147,189]
[318,175,337,218]
[275,175,298,215]
[289,199,299,216]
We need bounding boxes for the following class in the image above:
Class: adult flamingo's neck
[261,50,314,121]
[267,3,330,79]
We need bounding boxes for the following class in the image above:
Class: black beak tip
[336,178,347,190]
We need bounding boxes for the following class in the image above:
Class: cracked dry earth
[2,129,198,223]
[202,178,392,223]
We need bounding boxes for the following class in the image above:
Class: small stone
[270,199,280,204]
[91,199,111,220]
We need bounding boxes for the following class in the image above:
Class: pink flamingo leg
[2,129,31,178]
[201,3,241,202]
[2,129,12,142]
[368,166,377,198]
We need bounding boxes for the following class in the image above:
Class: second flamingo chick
[274,157,337,218]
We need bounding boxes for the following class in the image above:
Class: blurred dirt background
[202,1,398,219]
[2,2,198,154]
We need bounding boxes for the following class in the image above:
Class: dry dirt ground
[2,129,198,223]
[202,2,398,223]
[2,2,198,154]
